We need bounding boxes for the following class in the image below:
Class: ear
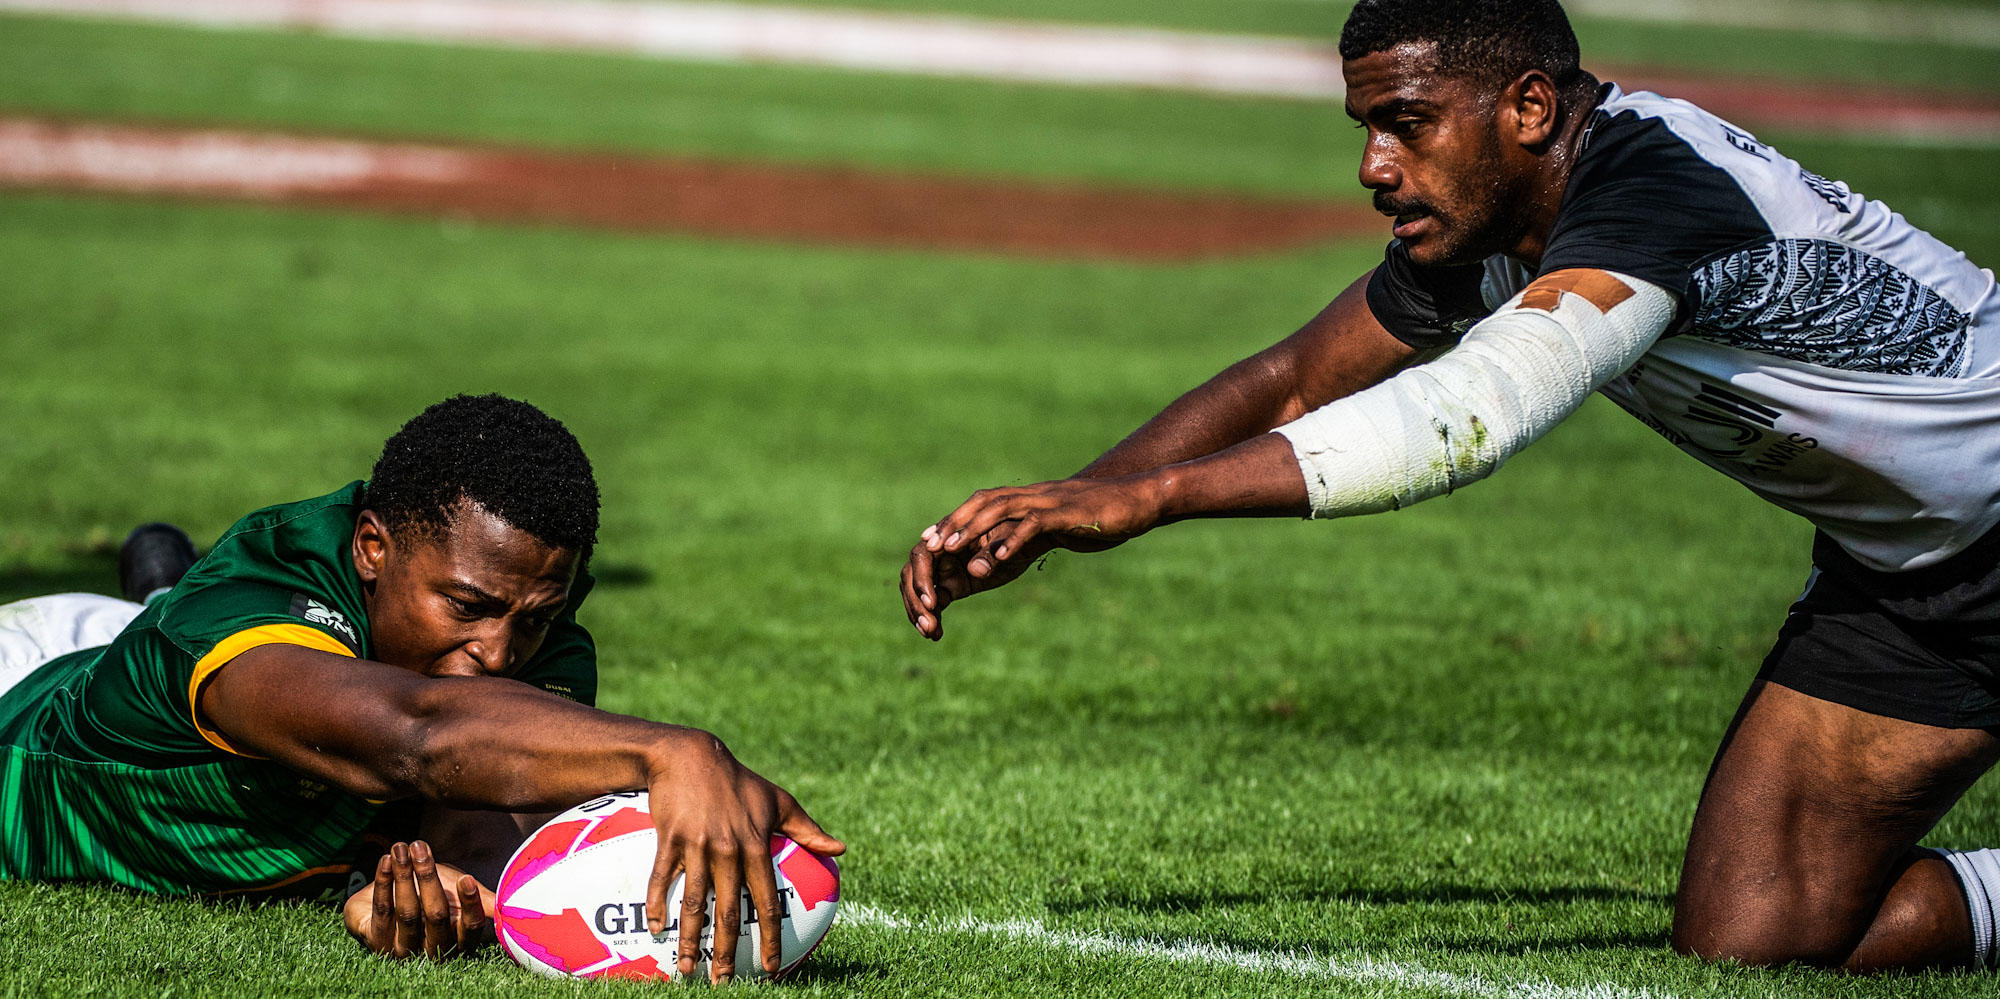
[352,510,391,587]
[1505,70,1560,148]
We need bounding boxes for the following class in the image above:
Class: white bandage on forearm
[1276,270,1675,518]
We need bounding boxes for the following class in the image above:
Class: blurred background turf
[1,2,1995,995]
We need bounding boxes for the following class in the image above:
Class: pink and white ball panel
[494,791,840,981]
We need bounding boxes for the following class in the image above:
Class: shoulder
[154,482,372,661]
[208,481,367,557]
[1541,86,1781,296]
[1573,86,1854,226]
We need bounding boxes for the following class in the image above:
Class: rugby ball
[494,790,840,981]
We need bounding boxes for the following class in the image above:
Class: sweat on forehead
[1339,0,1583,89]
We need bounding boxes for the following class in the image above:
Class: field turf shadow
[0,565,116,606]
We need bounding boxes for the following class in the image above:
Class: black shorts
[1760,524,2000,730]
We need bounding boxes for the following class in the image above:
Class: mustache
[1373,192,1437,220]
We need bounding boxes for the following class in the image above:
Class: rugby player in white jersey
[898,0,2000,973]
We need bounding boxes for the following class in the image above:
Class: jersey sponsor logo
[1659,380,1819,477]
[1719,124,1770,161]
[1687,382,1778,436]
[288,594,361,653]
[1798,168,1852,214]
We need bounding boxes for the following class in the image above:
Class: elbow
[396,710,491,807]
[386,685,548,810]
[322,715,430,802]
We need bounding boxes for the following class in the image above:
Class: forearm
[1277,270,1674,518]
[395,678,693,811]
[1096,272,1671,530]
[1077,273,1412,479]
[1147,432,1310,523]
[204,646,702,810]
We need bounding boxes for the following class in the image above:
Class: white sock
[1938,847,2000,970]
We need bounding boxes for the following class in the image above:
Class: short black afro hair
[1341,0,1594,98]
[364,394,600,561]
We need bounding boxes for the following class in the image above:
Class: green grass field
[2,3,1998,996]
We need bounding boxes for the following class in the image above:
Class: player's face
[1345,44,1534,267]
[352,504,578,679]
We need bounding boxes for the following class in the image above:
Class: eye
[443,595,477,617]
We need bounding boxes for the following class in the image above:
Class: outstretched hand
[645,732,846,983]
[900,475,1161,640]
[344,840,494,959]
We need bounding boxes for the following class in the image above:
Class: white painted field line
[0,0,1344,98]
[0,118,469,195]
[842,903,1680,999]
[1569,0,2000,50]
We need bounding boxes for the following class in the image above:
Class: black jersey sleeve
[1539,108,1769,305]
[1365,239,1492,349]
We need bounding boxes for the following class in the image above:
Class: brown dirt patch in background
[5,65,1996,262]
[0,117,1382,260]
[354,151,1381,260]
[1607,69,2000,140]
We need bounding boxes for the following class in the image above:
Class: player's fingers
[933,552,976,603]
[677,859,712,980]
[743,837,784,977]
[902,550,933,636]
[708,843,745,984]
[899,557,930,636]
[391,842,422,960]
[987,512,1051,561]
[410,841,453,959]
[776,787,847,856]
[455,875,489,952]
[931,488,1025,550]
[953,500,1050,556]
[935,551,970,609]
[964,539,1000,579]
[905,547,950,640]
[909,546,939,611]
[966,523,1024,578]
[646,836,682,937]
[366,853,396,954]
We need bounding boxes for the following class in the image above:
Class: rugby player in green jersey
[0,394,841,981]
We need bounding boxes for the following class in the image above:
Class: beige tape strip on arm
[1275,269,1676,518]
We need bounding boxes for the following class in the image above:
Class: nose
[1359,134,1401,192]
[462,626,519,677]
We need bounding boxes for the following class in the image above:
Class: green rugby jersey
[0,482,597,898]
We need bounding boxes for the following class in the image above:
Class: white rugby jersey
[1367,84,2000,572]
